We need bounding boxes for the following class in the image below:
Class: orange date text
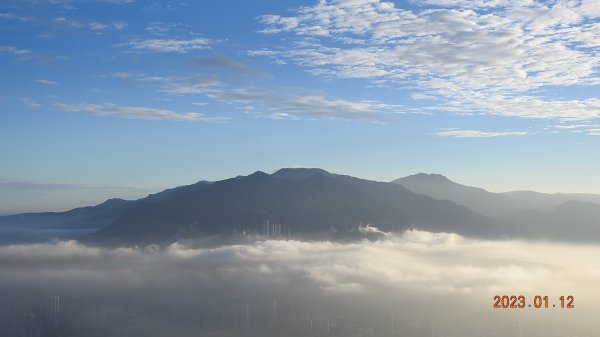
[493,295,574,309]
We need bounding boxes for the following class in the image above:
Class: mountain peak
[272,167,331,180]
[399,173,452,183]
[241,170,271,181]
[249,170,269,177]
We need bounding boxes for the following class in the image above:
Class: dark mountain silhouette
[272,167,332,180]
[4,168,600,245]
[93,168,501,244]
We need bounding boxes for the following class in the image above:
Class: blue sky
[1,0,600,213]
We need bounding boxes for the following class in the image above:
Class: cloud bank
[0,230,598,336]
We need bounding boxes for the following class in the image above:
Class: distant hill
[504,200,600,242]
[0,181,211,243]
[503,190,600,211]
[393,173,519,218]
[393,173,600,242]
[0,198,132,244]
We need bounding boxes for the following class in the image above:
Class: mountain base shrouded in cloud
[0,230,598,336]
[3,168,600,246]
[1,168,504,246]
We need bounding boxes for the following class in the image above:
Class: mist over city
[2,229,599,337]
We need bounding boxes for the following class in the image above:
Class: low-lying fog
[1,229,597,337]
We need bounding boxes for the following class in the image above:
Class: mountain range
[1,168,599,245]
[393,173,600,242]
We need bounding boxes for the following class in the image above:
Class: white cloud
[416,0,528,8]
[411,92,436,100]
[552,123,592,129]
[435,129,528,137]
[2,12,125,31]
[577,0,600,18]
[246,49,280,57]
[52,17,126,31]
[201,87,397,121]
[109,71,222,94]
[109,71,178,83]
[19,97,42,109]
[34,79,58,85]
[56,103,228,122]
[106,68,398,122]
[130,69,400,121]
[0,46,31,55]
[586,128,600,136]
[145,22,181,36]
[0,12,36,22]
[434,92,600,121]
[123,37,213,53]
[258,15,300,34]
[255,0,600,122]
[162,82,221,95]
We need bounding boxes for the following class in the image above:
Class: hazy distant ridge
[394,173,600,242]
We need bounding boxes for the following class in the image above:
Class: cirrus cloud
[56,103,228,122]
[123,37,214,53]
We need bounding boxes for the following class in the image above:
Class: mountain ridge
[92,169,500,244]
[2,168,600,245]
[393,172,600,242]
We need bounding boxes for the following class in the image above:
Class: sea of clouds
[1,229,597,336]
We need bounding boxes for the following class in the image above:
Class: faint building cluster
[231,219,293,242]
[0,296,61,337]
[262,220,292,240]
[0,295,454,337]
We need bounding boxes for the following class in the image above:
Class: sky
[1,0,600,214]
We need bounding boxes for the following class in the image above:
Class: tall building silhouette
[271,299,278,325]
[242,303,250,330]
[262,220,270,238]
[46,296,60,330]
